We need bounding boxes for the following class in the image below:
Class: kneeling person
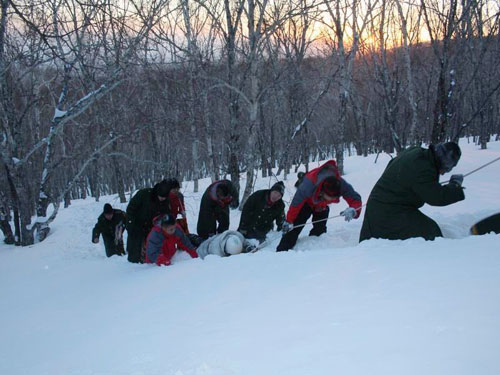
[238,181,285,243]
[145,214,198,266]
[92,203,126,257]
[359,142,465,242]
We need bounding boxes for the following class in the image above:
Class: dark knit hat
[160,213,176,227]
[322,176,340,197]
[434,142,461,173]
[164,178,180,190]
[270,181,285,196]
[103,203,113,214]
[156,181,170,198]
[216,183,229,197]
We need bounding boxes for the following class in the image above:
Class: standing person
[359,142,465,242]
[145,214,198,266]
[277,160,362,252]
[125,179,175,263]
[238,181,285,243]
[197,180,239,239]
[92,203,127,257]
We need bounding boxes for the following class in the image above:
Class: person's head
[225,234,243,255]
[434,142,461,174]
[160,214,177,235]
[103,203,113,220]
[216,184,230,200]
[269,181,285,203]
[320,176,340,201]
[156,181,170,201]
[165,178,181,195]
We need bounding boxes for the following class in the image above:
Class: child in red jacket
[145,214,198,266]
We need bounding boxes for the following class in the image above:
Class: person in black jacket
[197,180,239,239]
[238,181,285,243]
[92,203,127,257]
[125,180,175,263]
[359,142,464,242]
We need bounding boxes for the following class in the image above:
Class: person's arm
[92,219,101,243]
[174,227,198,258]
[216,205,230,233]
[145,230,164,264]
[412,168,465,206]
[275,202,286,230]
[227,181,240,208]
[339,179,363,218]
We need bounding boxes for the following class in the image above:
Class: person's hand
[340,207,357,222]
[449,174,464,187]
[229,198,239,209]
[282,221,293,233]
[92,238,99,244]
[156,254,171,266]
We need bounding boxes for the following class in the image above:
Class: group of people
[92,141,466,266]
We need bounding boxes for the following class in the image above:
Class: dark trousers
[103,235,125,258]
[126,229,146,263]
[276,205,329,252]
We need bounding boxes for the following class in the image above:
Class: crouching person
[196,230,256,259]
[238,181,285,243]
[92,203,126,257]
[145,214,198,266]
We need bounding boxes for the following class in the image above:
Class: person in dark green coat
[359,142,465,242]
[238,181,285,243]
[197,180,239,239]
[92,203,127,257]
[125,180,174,263]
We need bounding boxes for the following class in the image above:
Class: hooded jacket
[287,160,362,223]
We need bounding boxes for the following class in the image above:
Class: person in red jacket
[145,214,198,266]
[276,160,362,251]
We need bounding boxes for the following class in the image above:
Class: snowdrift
[1,139,499,375]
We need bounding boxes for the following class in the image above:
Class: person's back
[370,146,436,208]
[197,180,239,239]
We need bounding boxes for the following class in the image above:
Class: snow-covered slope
[1,139,499,375]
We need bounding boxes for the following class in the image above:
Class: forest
[1,0,499,245]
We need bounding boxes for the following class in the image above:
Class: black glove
[230,198,239,209]
[449,174,464,187]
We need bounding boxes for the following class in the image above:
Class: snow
[53,108,67,119]
[1,139,500,375]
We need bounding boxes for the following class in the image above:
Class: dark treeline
[1,0,499,245]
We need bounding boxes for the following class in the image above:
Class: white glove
[341,207,357,222]
[282,221,293,233]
